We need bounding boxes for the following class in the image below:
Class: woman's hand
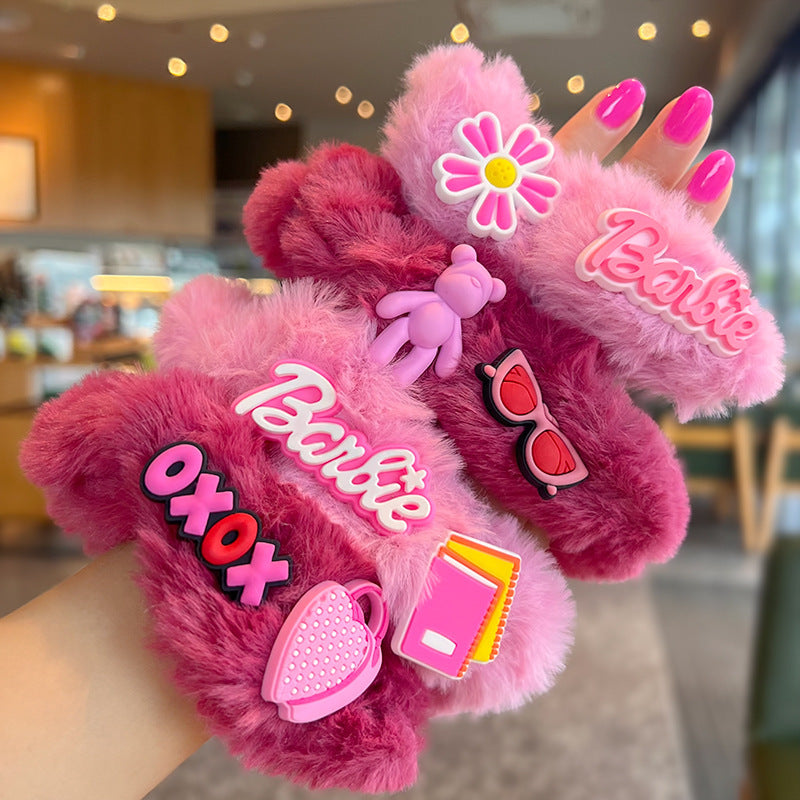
[555,81,733,224]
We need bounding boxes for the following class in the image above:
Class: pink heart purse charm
[261,579,388,723]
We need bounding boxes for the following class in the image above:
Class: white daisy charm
[433,111,561,241]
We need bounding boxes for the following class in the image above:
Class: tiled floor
[0,519,759,800]
[651,523,761,800]
[146,577,691,800]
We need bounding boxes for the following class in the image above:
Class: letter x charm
[226,541,292,606]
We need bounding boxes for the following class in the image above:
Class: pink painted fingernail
[664,86,713,144]
[595,79,646,129]
[687,150,735,203]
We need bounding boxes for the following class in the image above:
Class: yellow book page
[445,533,520,662]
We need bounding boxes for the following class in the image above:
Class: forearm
[0,543,209,800]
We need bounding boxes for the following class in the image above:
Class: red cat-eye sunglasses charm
[476,349,588,498]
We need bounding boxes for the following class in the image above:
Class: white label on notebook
[421,629,457,655]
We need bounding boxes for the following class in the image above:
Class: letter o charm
[143,443,204,498]
[201,511,259,566]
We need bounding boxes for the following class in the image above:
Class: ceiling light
[97,3,116,22]
[450,22,470,43]
[210,23,229,43]
[357,100,375,119]
[235,70,254,87]
[692,19,711,38]
[235,106,256,123]
[168,57,187,77]
[248,31,266,49]
[528,93,541,112]
[275,103,292,122]
[335,86,353,105]
[58,44,86,60]
[90,275,173,294]
[638,22,657,41]
[0,9,31,33]
[567,75,584,94]
[462,0,602,39]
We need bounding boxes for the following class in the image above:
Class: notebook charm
[391,532,520,678]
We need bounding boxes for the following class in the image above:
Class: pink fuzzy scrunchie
[243,44,784,581]
[21,277,574,793]
[382,44,784,420]
[19,42,785,794]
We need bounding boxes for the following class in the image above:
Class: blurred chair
[660,412,758,550]
[758,416,800,552]
[743,536,800,799]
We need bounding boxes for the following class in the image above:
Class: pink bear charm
[369,244,507,385]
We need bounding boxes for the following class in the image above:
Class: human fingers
[675,149,735,225]
[621,86,714,188]
[553,79,646,160]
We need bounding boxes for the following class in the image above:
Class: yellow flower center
[484,156,517,189]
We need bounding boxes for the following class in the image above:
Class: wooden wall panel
[0,412,47,520]
[0,62,212,240]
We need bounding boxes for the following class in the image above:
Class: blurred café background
[1,1,799,798]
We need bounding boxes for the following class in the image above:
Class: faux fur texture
[22,367,428,791]
[154,276,574,708]
[381,43,785,420]
[22,42,783,790]
[20,278,574,792]
[244,145,690,581]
